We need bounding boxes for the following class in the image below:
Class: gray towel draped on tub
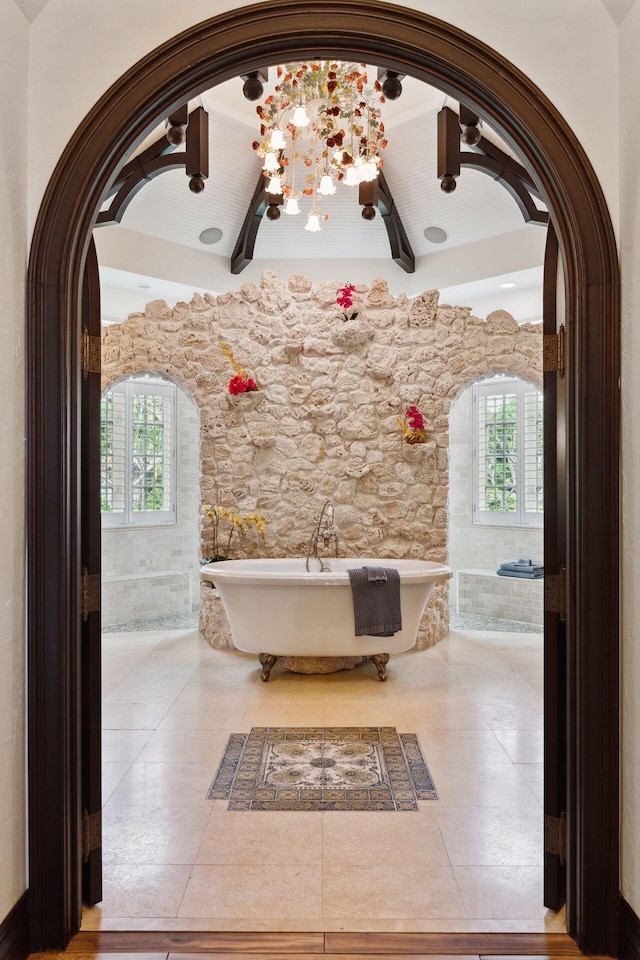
[347,566,402,637]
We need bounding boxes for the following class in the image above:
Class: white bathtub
[200,557,452,680]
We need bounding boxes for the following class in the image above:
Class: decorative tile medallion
[208,727,438,810]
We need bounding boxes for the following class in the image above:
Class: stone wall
[101,271,542,649]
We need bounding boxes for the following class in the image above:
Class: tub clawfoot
[370,653,390,681]
[259,653,279,682]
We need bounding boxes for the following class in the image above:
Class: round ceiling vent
[423,226,448,244]
[199,227,224,245]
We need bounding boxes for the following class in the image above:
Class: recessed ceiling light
[135,282,152,290]
[424,226,448,244]
[500,281,517,289]
[199,227,224,245]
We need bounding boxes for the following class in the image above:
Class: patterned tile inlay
[208,727,438,811]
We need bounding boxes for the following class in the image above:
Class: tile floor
[85,626,565,933]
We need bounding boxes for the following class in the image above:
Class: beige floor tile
[515,762,544,804]
[425,760,541,809]
[435,806,542,866]
[100,863,192,917]
[476,705,543,730]
[96,624,553,930]
[174,683,254,708]
[102,701,172,730]
[104,677,190,705]
[102,728,155,762]
[322,677,399,700]
[409,728,511,765]
[453,864,545,918]
[80,913,566,933]
[399,699,489,729]
[137,728,236,764]
[241,703,325,726]
[322,863,465,918]
[177,864,323,918]
[157,696,247,731]
[322,704,407,727]
[196,810,323,864]
[103,804,212,864]
[109,761,215,807]
[322,808,449,866]
[188,655,261,685]
[102,761,133,804]
[492,728,544,763]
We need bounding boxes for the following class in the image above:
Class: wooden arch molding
[27,1,619,954]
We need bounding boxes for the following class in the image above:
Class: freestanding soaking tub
[200,557,452,680]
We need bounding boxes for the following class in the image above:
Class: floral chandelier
[252,62,388,232]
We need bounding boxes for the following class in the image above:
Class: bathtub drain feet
[370,653,390,681]
[259,653,279,681]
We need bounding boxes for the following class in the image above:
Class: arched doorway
[26,1,619,954]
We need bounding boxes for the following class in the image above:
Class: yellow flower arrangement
[397,405,429,444]
[201,503,266,562]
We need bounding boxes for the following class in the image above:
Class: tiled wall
[101,386,200,626]
[449,385,544,624]
[456,570,543,625]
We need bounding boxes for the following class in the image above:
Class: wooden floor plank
[324,933,581,956]
[168,955,480,960]
[67,933,325,953]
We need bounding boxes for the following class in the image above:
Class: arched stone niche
[101,271,542,651]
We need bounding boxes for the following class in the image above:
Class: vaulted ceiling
[95,69,549,323]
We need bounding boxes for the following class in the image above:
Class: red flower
[405,405,425,430]
[228,374,258,395]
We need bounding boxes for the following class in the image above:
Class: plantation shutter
[473,377,543,526]
[524,385,544,519]
[101,377,176,526]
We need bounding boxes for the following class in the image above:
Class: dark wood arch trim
[27,1,620,954]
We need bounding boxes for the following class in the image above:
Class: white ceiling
[97,69,547,321]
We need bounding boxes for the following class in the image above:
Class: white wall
[0,0,28,921]
[101,384,200,627]
[619,0,640,916]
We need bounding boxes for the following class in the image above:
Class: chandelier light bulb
[292,106,310,128]
[251,62,391,235]
[344,165,361,186]
[318,174,336,196]
[268,128,286,150]
[359,159,379,182]
[263,152,280,172]
[305,213,322,232]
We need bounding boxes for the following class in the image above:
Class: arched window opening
[472,375,543,528]
[101,375,177,527]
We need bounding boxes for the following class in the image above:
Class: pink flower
[336,283,358,321]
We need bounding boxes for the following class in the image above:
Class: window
[101,376,177,526]
[473,376,543,526]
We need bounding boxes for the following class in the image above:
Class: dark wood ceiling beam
[437,105,547,222]
[96,106,208,227]
[230,174,271,274]
[232,170,415,274]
